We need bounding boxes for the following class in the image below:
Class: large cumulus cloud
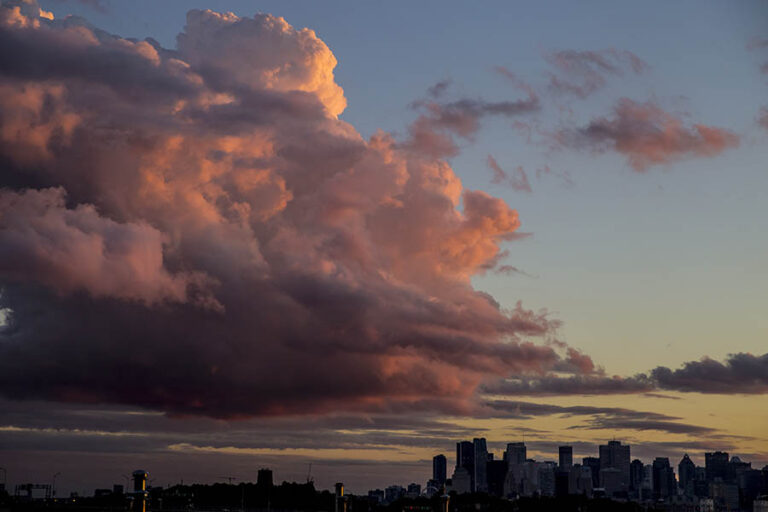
[0,1,580,418]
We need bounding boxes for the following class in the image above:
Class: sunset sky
[0,0,766,495]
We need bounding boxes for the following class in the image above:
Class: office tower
[131,470,148,512]
[599,441,630,491]
[450,467,472,494]
[582,457,601,489]
[486,460,508,497]
[678,454,695,494]
[257,468,273,488]
[334,483,347,512]
[705,451,729,483]
[629,459,644,492]
[406,483,421,497]
[367,489,384,504]
[538,462,556,497]
[652,457,676,500]
[473,437,488,492]
[505,442,527,466]
[384,485,405,503]
[600,468,623,497]
[456,441,474,490]
[433,454,447,485]
[559,446,573,470]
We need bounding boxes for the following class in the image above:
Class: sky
[0,0,766,496]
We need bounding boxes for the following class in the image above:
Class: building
[705,451,729,483]
[367,489,384,504]
[678,454,695,495]
[257,468,273,488]
[599,441,630,492]
[505,442,527,466]
[456,441,474,489]
[630,459,644,494]
[433,454,447,486]
[754,495,768,512]
[473,438,488,492]
[559,446,573,470]
[538,462,556,497]
[582,457,601,489]
[450,467,471,494]
[406,483,421,498]
[652,457,676,500]
[131,470,148,512]
[600,468,624,498]
[384,485,405,504]
[709,480,739,511]
[486,460,508,497]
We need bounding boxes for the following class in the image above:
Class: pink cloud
[0,1,583,418]
[555,98,739,171]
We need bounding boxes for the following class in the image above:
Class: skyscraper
[473,437,488,492]
[630,459,644,493]
[433,454,447,486]
[505,442,527,466]
[599,441,630,492]
[559,446,573,470]
[678,454,695,494]
[456,441,474,490]
[582,457,601,489]
[705,451,729,483]
[652,457,676,500]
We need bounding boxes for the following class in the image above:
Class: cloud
[544,48,648,99]
[487,155,532,193]
[747,39,768,131]
[758,107,768,131]
[482,399,714,436]
[0,1,582,418]
[484,352,768,397]
[405,80,540,158]
[554,98,739,171]
[651,352,768,394]
[0,187,217,307]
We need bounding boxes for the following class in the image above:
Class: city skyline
[0,0,766,503]
[3,436,766,504]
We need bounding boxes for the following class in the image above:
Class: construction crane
[306,463,314,484]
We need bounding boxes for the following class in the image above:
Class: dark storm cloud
[0,1,593,418]
[485,352,768,397]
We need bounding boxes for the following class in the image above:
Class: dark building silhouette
[433,454,447,485]
[652,457,676,500]
[257,468,273,489]
[505,442,527,465]
[599,441,630,492]
[678,453,695,495]
[629,459,644,493]
[456,441,475,490]
[473,437,488,492]
[486,460,507,497]
[583,457,601,489]
[559,446,573,470]
[705,451,729,483]
[131,470,148,512]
